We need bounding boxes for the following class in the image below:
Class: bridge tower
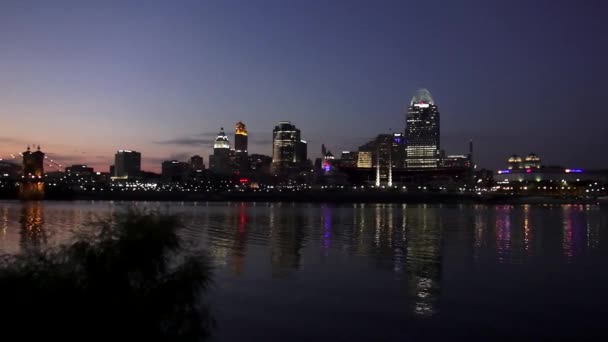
[19,145,45,200]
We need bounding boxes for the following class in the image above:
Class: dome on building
[410,88,435,106]
[214,127,230,149]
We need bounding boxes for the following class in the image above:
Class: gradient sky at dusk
[1,0,606,172]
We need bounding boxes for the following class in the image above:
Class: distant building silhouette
[405,89,440,168]
[22,145,45,179]
[20,145,45,200]
[162,160,190,182]
[114,150,141,179]
[190,155,204,171]
[65,165,94,176]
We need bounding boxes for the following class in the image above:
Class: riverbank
[1,189,601,204]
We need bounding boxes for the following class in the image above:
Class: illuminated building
[114,150,141,179]
[508,153,541,170]
[322,148,335,173]
[442,155,471,168]
[210,127,232,174]
[357,151,372,168]
[405,88,440,168]
[508,155,523,169]
[523,153,541,169]
[234,122,249,171]
[271,121,307,173]
[358,134,393,184]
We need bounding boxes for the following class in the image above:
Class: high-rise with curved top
[405,88,440,168]
[271,121,307,173]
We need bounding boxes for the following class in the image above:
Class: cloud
[0,136,27,144]
[143,152,192,165]
[195,132,222,138]
[154,137,214,147]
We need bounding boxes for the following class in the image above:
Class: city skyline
[1,1,606,172]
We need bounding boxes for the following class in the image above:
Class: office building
[271,121,307,173]
[234,121,249,171]
[114,150,141,178]
[338,151,358,168]
[190,155,204,171]
[508,153,541,170]
[65,165,94,176]
[357,151,372,168]
[162,160,190,182]
[210,127,232,174]
[523,153,541,169]
[405,88,440,168]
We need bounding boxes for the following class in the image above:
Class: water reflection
[231,203,248,275]
[19,201,46,250]
[270,204,308,278]
[1,201,607,323]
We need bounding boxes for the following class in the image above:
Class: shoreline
[1,190,603,205]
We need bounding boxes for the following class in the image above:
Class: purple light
[526,168,533,173]
[497,170,510,174]
[565,169,583,173]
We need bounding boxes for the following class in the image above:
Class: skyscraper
[114,150,141,178]
[405,88,440,168]
[209,127,232,174]
[271,121,307,173]
[234,121,249,171]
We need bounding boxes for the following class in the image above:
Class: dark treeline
[0,210,214,341]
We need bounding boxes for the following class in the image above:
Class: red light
[526,169,532,173]
[239,178,249,183]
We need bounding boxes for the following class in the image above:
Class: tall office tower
[210,127,232,174]
[405,88,440,168]
[114,149,141,178]
[392,133,406,168]
[271,121,306,173]
[234,121,249,171]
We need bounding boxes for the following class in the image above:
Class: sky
[0,0,606,172]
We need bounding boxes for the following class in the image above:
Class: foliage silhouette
[0,209,214,341]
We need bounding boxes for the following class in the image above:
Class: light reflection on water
[1,200,607,340]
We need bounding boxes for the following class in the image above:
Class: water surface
[1,201,607,341]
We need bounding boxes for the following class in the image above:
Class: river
[1,200,607,341]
